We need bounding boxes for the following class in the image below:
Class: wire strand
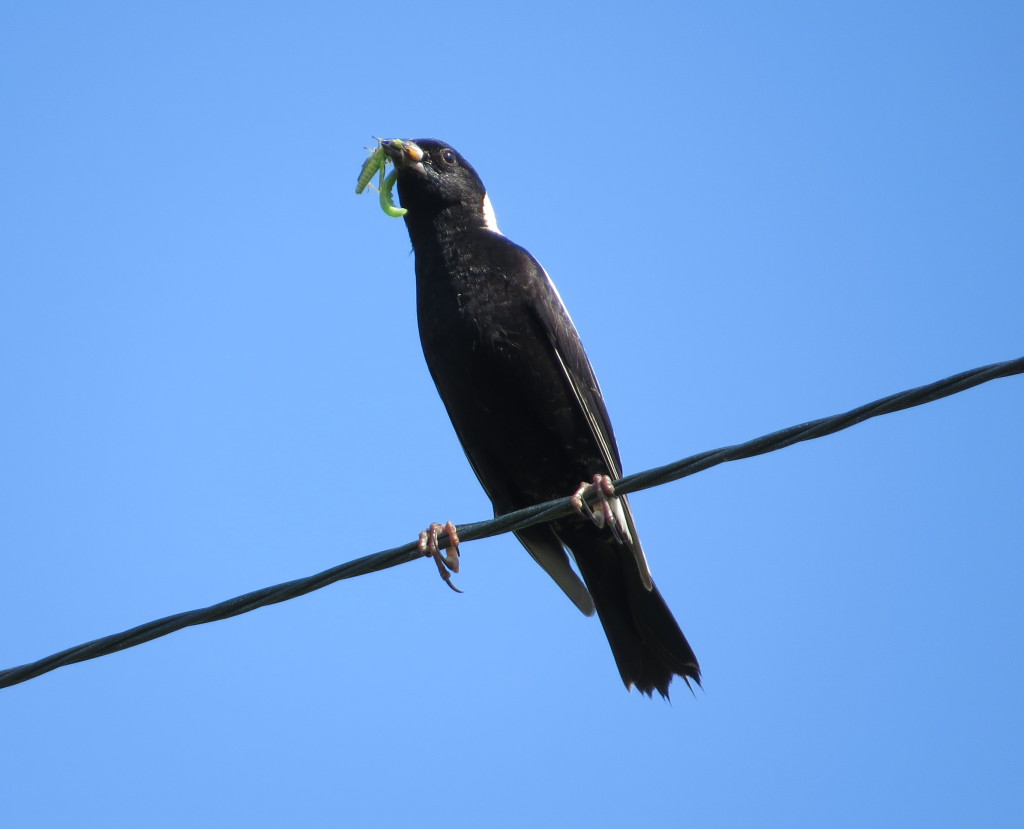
[2,356,1021,690]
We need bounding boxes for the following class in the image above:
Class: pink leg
[418,520,463,593]
[571,474,623,542]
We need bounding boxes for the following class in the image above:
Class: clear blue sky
[2,3,1022,827]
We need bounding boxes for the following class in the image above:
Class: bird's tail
[560,522,700,698]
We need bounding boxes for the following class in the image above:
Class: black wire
[2,356,1021,690]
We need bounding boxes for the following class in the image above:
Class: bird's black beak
[380,138,424,171]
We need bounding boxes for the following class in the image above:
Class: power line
[1,356,1021,690]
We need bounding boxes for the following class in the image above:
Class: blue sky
[2,2,1022,826]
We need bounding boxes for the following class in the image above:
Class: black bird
[381,138,700,697]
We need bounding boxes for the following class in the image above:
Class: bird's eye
[438,148,457,167]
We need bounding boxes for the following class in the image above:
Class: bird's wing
[526,257,655,590]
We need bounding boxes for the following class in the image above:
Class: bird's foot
[418,520,463,593]
[571,474,623,542]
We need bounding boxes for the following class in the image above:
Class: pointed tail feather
[558,523,700,698]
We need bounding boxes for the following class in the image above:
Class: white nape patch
[481,192,502,234]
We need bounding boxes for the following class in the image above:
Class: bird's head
[380,138,500,234]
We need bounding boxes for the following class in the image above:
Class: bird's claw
[571,474,623,543]
[418,520,463,593]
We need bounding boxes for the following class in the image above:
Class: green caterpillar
[379,169,405,217]
[355,142,407,218]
